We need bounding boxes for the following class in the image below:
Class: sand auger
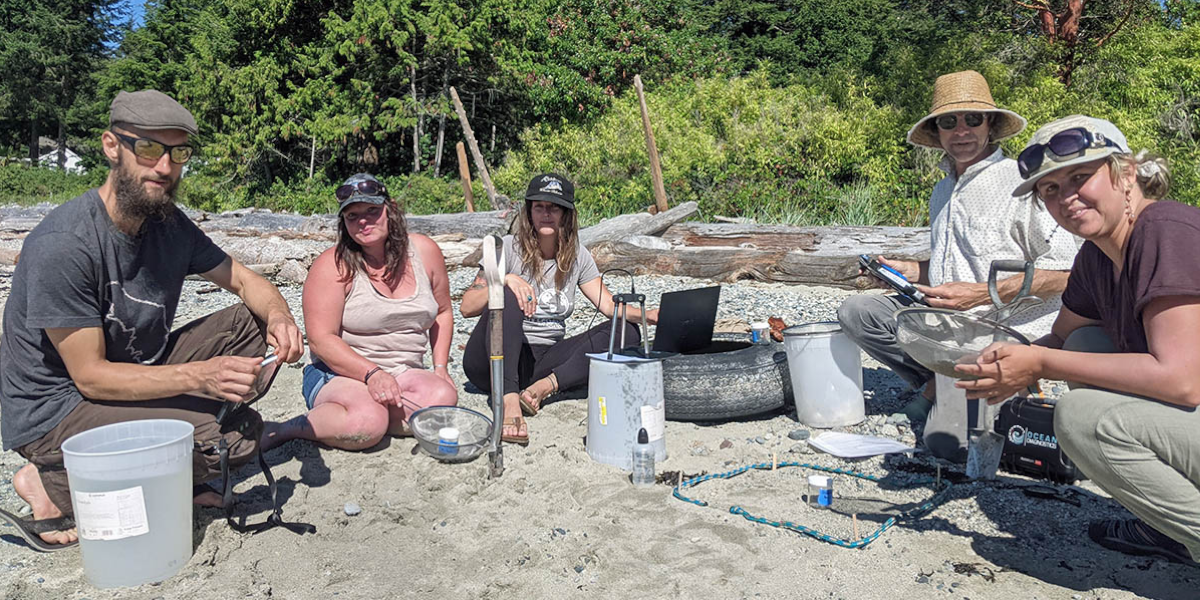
[481,235,507,479]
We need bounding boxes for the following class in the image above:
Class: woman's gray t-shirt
[500,235,600,346]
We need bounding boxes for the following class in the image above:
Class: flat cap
[109,90,198,135]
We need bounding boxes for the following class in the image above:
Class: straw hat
[906,70,1027,149]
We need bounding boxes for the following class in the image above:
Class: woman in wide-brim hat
[906,70,1027,149]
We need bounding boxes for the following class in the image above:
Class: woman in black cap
[263,174,458,451]
[460,173,659,444]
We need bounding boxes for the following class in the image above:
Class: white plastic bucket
[783,322,865,428]
[62,419,194,588]
[586,355,667,471]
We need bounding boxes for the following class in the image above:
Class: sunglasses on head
[1017,127,1119,179]
[112,131,194,164]
[933,112,987,131]
[335,180,387,201]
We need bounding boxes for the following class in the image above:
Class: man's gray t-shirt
[0,190,227,450]
[500,235,601,346]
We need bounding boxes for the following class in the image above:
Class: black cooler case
[994,397,1084,484]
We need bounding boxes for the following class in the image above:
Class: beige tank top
[337,244,439,374]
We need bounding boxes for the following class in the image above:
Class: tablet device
[858,255,928,305]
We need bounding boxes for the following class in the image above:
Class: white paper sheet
[806,432,917,458]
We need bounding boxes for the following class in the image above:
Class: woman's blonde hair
[513,201,580,292]
[1109,150,1171,200]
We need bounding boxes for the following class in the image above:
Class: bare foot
[193,490,225,508]
[13,464,77,546]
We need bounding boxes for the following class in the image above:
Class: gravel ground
[0,264,1195,599]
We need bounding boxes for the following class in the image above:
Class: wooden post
[450,87,503,210]
[456,142,475,212]
[634,75,669,214]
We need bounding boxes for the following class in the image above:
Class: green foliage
[0,164,108,205]
[494,71,924,226]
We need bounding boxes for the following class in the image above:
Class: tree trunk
[411,64,421,173]
[56,119,66,171]
[456,141,474,212]
[29,120,39,164]
[433,62,449,177]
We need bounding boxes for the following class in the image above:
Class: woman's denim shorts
[301,361,338,410]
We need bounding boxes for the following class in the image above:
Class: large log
[578,201,698,247]
[591,223,930,289]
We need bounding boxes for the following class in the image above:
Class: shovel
[965,401,1005,480]
[481,235,506,479]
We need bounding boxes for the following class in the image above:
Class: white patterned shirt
[928,147,1082,339]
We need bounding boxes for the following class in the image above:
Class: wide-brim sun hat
[337,173,388,213]
[906,70,1028,149]
[524,173,575,210]
[1012,115,1131,197]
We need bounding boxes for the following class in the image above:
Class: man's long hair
[513,201,579,292]
[334,198,409,284]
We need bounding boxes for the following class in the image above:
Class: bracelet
[364,366,383,384]
[434,364,448,369]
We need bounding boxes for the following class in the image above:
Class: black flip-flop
[0,507,77,553]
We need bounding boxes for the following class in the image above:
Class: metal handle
[987,260,1035,311]
[481,235,506,478]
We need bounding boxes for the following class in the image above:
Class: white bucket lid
[438,427,460,441]
[807,474,832,487]
[783,322,842,337]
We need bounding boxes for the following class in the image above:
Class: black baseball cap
[523,173,575,209]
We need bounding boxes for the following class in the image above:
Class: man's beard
[112,155,179,223]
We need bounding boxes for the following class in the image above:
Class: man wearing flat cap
[0,90,305,550]
[837,70,1080,461]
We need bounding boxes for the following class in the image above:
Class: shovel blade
[966,429,1005,480]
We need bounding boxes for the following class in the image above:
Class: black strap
[219,439,316,536]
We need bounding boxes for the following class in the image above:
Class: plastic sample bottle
[631,428,655,487]
[438,427,460,456]
[808,474,833,509]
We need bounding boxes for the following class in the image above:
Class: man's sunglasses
[1017,128,1119,179]
[336,180,387,201]
[112,131,194,164]
[934,112,987,131]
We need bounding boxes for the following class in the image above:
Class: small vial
[631,428,655,487]
[750,322,770,344]
[437,427,460,456]
[808,474,833,509]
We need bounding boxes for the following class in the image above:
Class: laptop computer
[651,286,721,354]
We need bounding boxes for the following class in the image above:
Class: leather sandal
[518,373,558,417]
[500,416,530,446]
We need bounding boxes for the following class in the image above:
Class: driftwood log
[591,223,930,290]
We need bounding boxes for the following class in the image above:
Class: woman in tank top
[263,173,457,451]
[957,116,1200,565]
[460,173,659,445]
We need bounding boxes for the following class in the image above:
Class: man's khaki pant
[1056,326,1200,561]
[18,304,273,516]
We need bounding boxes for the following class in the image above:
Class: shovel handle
[482,235,506,310]
[987,260,1034,310]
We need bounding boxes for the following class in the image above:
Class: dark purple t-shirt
[1061,201,1200,353]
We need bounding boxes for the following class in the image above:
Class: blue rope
[672,461,953,549]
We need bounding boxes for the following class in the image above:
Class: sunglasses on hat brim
[1017,127,1120,179]
[933,112,987,131]
[113,131,194,164]
[335,180,387,201]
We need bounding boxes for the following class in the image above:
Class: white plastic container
[783,322,865,428]
[62,419,194,588]
[586,353,667,471]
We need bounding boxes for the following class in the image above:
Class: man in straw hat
[0,90,305,551]
[838,70,1080,461]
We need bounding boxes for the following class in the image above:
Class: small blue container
[437,427,459,456]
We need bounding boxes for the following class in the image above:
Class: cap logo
[539,178,563,195]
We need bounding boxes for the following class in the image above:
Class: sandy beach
[1,268,1197,600]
